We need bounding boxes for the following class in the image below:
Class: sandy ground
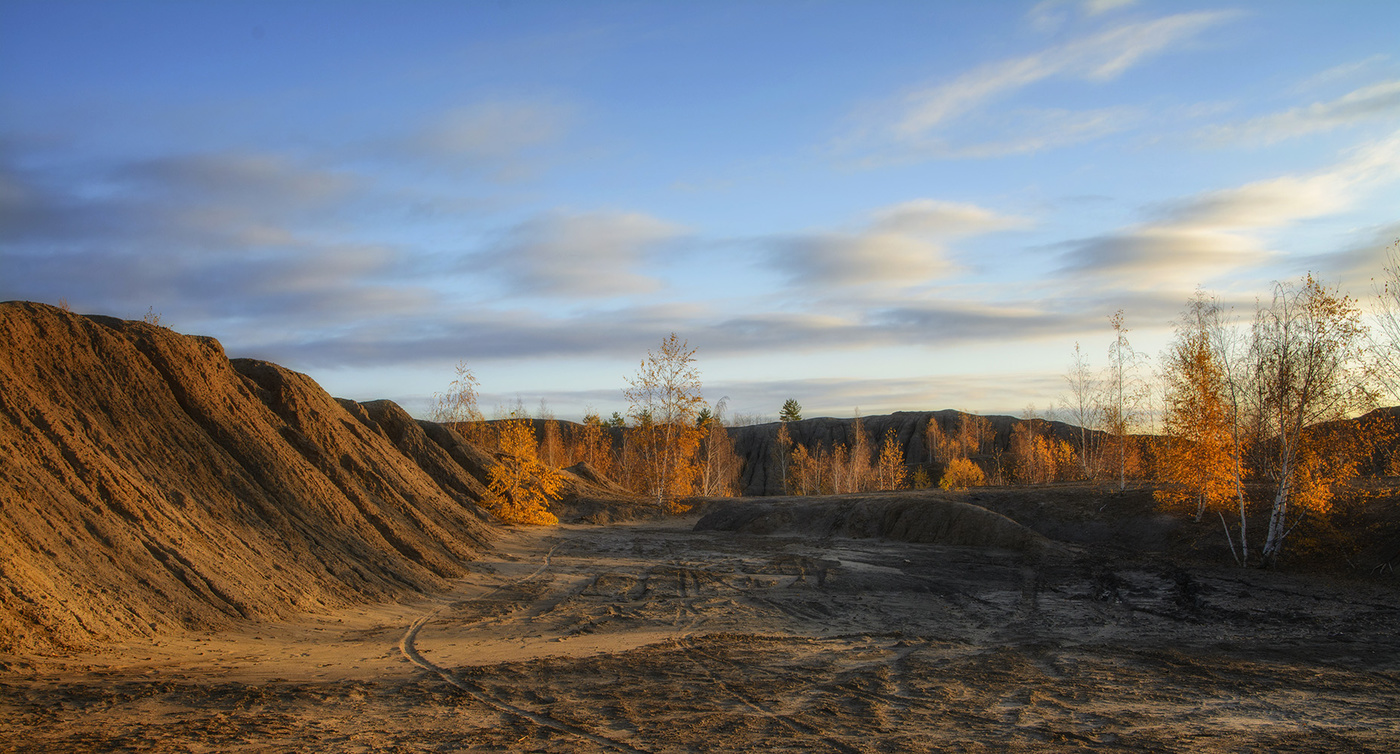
[3,518,1399,752]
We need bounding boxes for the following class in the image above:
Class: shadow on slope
[694,491,1070,558]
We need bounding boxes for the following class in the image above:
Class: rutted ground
[3,519,1398,752]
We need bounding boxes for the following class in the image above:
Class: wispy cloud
[930,106,1143,159]
[1166,133,1400,226]
[117,153,355,207]
[841,10,1233,163]
[705,372,1077,419]
[401,99,571,181]
[1292,54,1390,93]
[869,199,1029,236]
[1058,132,1400,287]
[1029,0,1140,33]
[1299,221,1400,292]
[0,149,426,324]
[247,292,1102,372]
[767,200,1027,287]
[1201,79,1400,146]
[472,210,685,298]
[770,232,955,287]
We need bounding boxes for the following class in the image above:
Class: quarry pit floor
[3,517,1399,752]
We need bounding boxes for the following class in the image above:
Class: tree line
[427,243,1400,570]
[1050,256,1398,568]
[427,333,743,523]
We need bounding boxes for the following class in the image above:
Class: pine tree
[779,399,802,423]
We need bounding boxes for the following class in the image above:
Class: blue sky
[3,1,1398,421]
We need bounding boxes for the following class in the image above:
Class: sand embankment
[695,493,1064,556]
[0,302,498,651]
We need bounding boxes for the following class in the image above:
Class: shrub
[939,458,986,491]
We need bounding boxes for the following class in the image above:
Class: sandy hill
[0,302,510,652]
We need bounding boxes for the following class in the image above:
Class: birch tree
[486,419,561,525]
[1249,275,1372,566]
[624,334,706,512]
[774,422,794,494]
[1103,310,1149,491]
[697,398,743,497]
[577,411,616,480]
[1156,293,1237,529]
[874,428,906,490]
[1370,240,1400,401]
[1060,342,1101,478]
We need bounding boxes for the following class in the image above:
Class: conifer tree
[779,399,802,423]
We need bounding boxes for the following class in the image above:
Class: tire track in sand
[400,543,652,754]
[678,639,863,754]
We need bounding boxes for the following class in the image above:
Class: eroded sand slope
[0,302,497,651]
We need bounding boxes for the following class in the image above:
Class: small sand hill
[695,493,1065,556]
[553,461,657,523]
[0,302,497,652]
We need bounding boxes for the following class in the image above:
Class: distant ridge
[726,411,1090,496]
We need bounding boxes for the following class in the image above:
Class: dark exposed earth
[4,491,1398,753]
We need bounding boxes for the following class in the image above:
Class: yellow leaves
[1286,422,1368,518]
[625,333,706,509]
[939,458,986,490]
[577,416,615,480]
[629,420,702,511]
[1154,291,1239,520]
[875,428,907,491]
[929,414,993,463]
[789,443,819,495]
[486,419,560,526]
[1009,421,1079,485]
[696,409,742,497]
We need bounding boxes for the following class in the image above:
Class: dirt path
[3,519,1399,752]
[396,543,655,753]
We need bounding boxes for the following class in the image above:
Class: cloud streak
[1202,79,1400,145]
[0,149,427,325]
[472,210,685,298]
[408,100,572,180]
[1058,132,1400,287]
[842,10,1233,162]
[766,200,1027,287]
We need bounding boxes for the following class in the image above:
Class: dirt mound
[0,302,498,652]
[552,462,660,524]
[694,491,1065,556]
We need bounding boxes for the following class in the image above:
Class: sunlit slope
[0,302,496,651]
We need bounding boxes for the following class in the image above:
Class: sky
[2,0,1398,422]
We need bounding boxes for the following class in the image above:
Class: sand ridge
[0,302,498,651]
